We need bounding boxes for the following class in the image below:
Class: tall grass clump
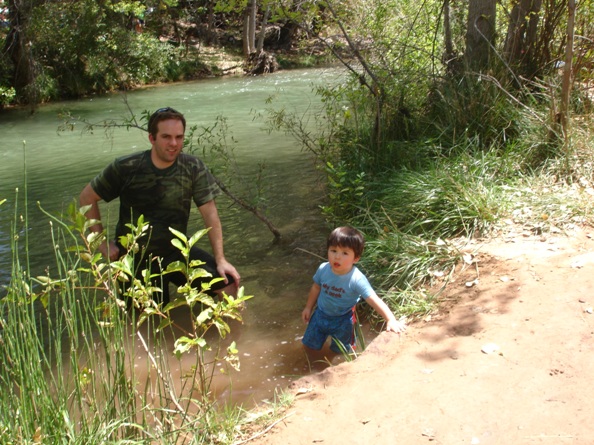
[371,144,522,236]
[0,195,254,444]
[425,73,526,149]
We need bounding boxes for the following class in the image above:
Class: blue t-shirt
[313,262,374,317]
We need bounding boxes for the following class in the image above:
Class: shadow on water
[0,67,381,409]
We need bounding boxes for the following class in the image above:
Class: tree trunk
[243,0,257,56]
[205,1,217,45]
[4,0,38,107]
[443,0,454,59]
[503,0,543,77]
[464,0,496,71]
[256,5,270,52]
[442,0,461,74]
[559,0,575,143]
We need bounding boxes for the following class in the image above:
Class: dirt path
[250,226,594,445]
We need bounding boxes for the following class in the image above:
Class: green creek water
[0,67,363,407]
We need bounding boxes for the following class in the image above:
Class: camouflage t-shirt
[91,150,221,257]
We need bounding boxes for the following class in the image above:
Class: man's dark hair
[148,107,186,138]
[327,226,365,258]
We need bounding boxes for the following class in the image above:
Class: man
[79,107,240,303]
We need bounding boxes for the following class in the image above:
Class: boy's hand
[302,307,313,324]
[386,317,407,334]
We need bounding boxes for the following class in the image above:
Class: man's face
[149,119,185,168]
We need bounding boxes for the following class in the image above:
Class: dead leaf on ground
[465,279,479,287]
[481,343,501,354]
[295,387,312,395]
[463,253,475,264]
[422,428,436,438]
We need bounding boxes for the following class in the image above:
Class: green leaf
[169,227,187,243]
[188,228,210,248]
[189,259,206,268]
[214,320,230,338]
[163,296,188,312]
[188,268,212,283]
[195,308,213,326]
[156,318,173,332]
[171,238,186,253]
[173,336,195,355]
[227,341,238,355]
[164,260,186,275]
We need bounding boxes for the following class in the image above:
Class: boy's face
[327,245,360,275]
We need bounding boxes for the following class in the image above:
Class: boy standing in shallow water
[301,226,406,362]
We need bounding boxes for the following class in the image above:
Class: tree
[503,0,543,77]
[4,0,39,106]
[559,0,576,142]
[464,0,496,70]
[2,0,177,105]
[243,0,256,56]
[256,3,270,51]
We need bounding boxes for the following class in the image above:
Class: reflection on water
[0,67,378,409]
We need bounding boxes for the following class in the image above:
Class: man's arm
[80,183,120,261]
[198,199,241,286]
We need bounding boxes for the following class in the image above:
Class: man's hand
[216,258,241,287]
[99,240,120,261]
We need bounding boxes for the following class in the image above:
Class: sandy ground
[248,225,594,445]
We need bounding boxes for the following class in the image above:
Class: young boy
[301,226,406,360]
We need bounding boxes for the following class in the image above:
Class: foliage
[0,86,16,107]
[0,196,254,443]
[24,0,178,100]
[425,74,524,149]
[0,0,337,105]
[320,160,366,223]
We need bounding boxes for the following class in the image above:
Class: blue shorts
[302,308,355,354]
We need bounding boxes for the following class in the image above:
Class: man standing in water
[79,107,240,303]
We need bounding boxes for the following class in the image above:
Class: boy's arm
[365,293,407,333]
[302,283,321,324]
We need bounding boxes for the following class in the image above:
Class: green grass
[0,197,265,444]
[347,115,594,323]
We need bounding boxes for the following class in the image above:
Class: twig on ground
[232,412,296,445]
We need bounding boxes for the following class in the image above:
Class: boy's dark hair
[327,226,365,258]
[148,107,186,138]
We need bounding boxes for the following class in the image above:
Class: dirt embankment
[249,226,594,445]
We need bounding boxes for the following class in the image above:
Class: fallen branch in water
[214,175,282,241]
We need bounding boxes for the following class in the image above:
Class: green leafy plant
[0,197,253,443]
[320,160,366,223]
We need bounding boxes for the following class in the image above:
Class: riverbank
[247,224,594,444]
